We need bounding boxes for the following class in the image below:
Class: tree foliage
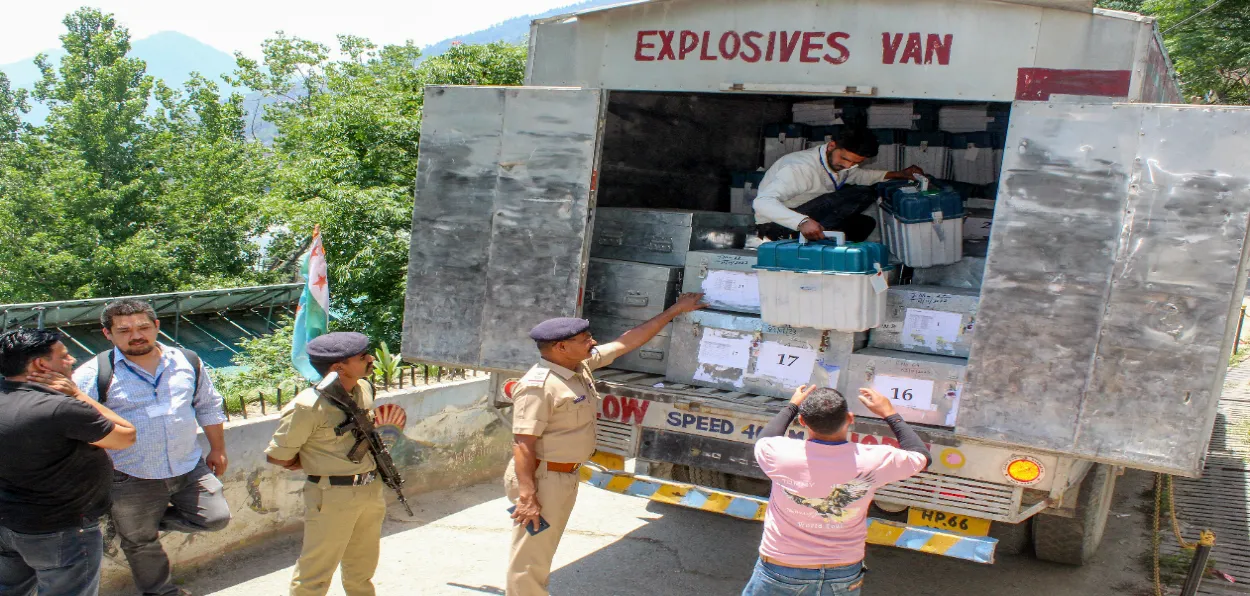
[0,8,275,302]
[231,37,526,347]
[1098,0,1250,104]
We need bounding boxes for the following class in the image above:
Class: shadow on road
[545,470,1156,596]
[105,482,507,596]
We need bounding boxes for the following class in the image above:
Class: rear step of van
[578,460,999,564]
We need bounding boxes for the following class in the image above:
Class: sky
[1,0,585,64]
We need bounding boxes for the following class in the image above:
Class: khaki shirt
[265,379,377,476]
[512,344,628,464]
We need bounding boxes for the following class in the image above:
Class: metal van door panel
[402,86,604,372]
[959,102,1250,476]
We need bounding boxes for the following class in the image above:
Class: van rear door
[402,86,605,372]
[958,102,1250,477]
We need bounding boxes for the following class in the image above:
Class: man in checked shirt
[72,299,231,596]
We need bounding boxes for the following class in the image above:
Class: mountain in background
[0,0,622,136]
[0,31,246,125]
[421,0,619,56]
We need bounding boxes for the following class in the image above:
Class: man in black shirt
[0,328,136,596]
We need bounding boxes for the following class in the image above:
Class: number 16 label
[871,375,935,411]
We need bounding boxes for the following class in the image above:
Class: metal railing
[221,364,484,421]
[1236,305,1247,356]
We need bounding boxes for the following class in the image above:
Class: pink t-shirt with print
[755,436,927,565]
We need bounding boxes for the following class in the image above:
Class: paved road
[137,470,1156,596]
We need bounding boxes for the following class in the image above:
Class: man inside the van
[753,127,924,242]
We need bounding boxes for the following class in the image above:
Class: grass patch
[1145,549,1217,586]
[1230,345,1250,368]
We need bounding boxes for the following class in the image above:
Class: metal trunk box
[762,123,810,168]
[964,207,994,241]
[682,249,760,314]
[844,348,967,428]
[585,258,683,320]
[666,310,865,399]
[589,315,672,375]
[869,285,980,358]
[910,256,986,290]
[590,208,754,267]
[730,171,766,216]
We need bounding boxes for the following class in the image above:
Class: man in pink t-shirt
[744,386,930,596]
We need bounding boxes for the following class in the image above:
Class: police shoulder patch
[519,364,551,386]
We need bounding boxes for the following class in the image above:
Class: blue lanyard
[118,356,166,393]
[819,145,845,191]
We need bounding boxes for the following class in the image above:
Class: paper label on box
[964,145,980,161]
[702,270,760,311]
[945,384,962,426]
[872,374,935,411]
[870,272,889,294]
[819,363,841,391]
[753,342,817,388]
[901,308,963,351]
[695,328,751,370]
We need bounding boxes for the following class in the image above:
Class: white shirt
[752,143,890,230]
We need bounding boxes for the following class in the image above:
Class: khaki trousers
[290,480,386,596]
[504,459,581,596]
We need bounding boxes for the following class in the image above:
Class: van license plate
[907,507,991,537]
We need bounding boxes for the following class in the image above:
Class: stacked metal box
[586,209,753,374]
[761,123,811,169]
[730,171,766,216]
[682,249,762,314]
[590,208,754,267]
[843,348,967,427]
[666,309,865,399]
[847,282,980,428]
[868,285,978,358]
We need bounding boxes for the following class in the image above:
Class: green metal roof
[0,284,303,368]
[1,284,302,329]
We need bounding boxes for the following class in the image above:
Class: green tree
[1097,0,1250,104]
[1149,0,1250,104]
[234,37,527,346]
[0,8,274,303]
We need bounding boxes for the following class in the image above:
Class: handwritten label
[872,374,935,411]
[702,270,760,311]
[696,328,752,370]
[901,308,964,351]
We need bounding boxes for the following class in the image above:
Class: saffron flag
[292,225,329,382]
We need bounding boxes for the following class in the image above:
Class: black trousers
[756,186,879,243]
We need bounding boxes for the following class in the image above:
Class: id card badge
[145,402,176,418]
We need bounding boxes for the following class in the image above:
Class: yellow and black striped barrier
[579,456,998,564]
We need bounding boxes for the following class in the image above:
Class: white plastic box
[878,209,965,268]
[877,182,966,268]
[754,232,890,332]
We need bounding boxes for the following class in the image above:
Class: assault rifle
[315,372,415,516]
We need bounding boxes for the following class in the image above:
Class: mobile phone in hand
[507,505,550,535]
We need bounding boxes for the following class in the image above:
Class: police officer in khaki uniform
[265,332,385,596]
[507,293,706,595]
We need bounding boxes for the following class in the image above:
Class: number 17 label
[871,375,935,411]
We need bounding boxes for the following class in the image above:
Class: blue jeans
[0,520,103,596]
[742,558,865,596]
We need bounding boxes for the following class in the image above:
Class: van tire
[989,520,1032,556]
[685,465,730,490]
[1032,463,1116,565]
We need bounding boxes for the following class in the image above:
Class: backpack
[94,348,203,404]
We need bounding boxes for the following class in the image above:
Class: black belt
[307,472,376,486]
